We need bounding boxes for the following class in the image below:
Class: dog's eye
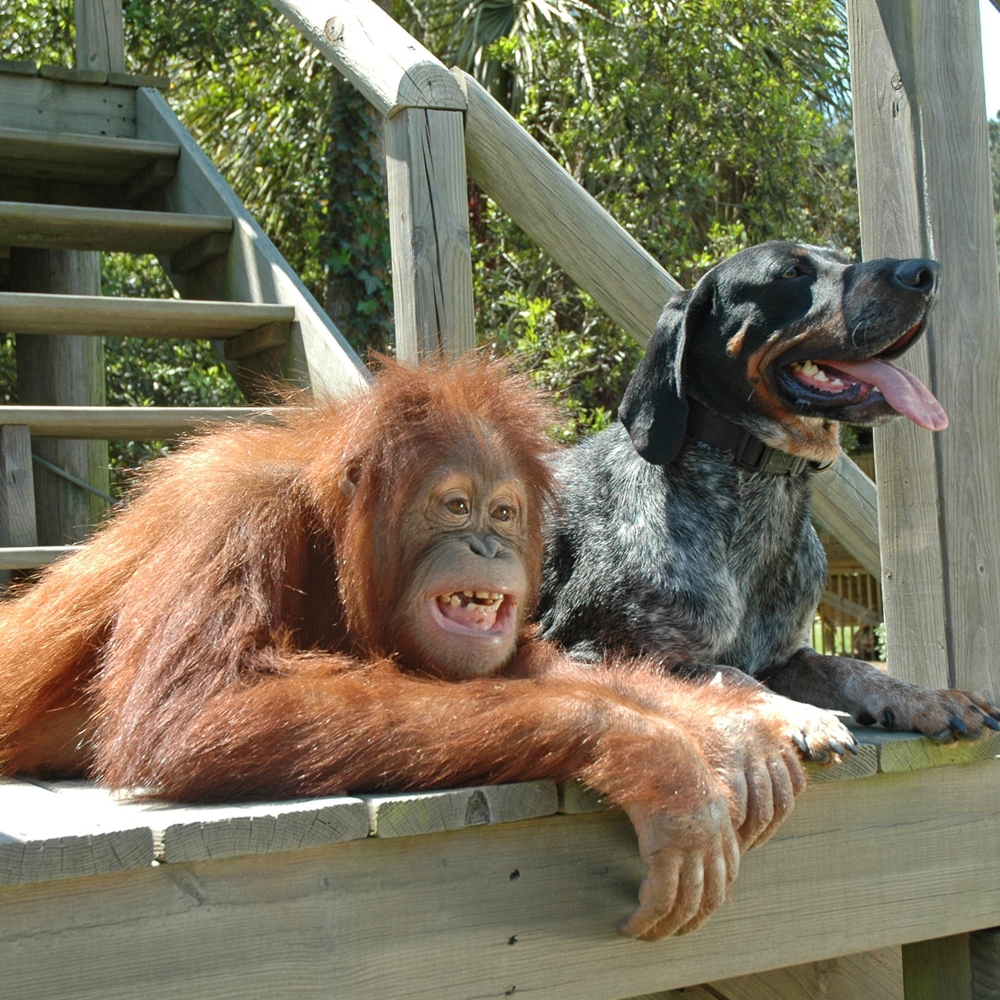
[780,264,805,279]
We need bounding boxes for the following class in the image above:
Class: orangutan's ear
[339,463,361,500]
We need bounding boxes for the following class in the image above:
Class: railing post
[0,426,37,589]
[849,1,1000,996]
[384,108,475,361]
[269,0,475,361]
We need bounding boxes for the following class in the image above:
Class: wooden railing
[271,0,880,574]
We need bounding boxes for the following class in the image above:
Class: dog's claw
[983,715,1000,731]
[880,708,896,730]
[928,727,954,744]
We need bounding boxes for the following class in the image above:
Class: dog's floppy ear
[619,290,694,465]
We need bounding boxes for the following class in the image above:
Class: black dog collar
[684,399,828,476]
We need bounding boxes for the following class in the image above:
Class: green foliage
[3,0,860,443]
[455,0,859,437]
[99,255,244,489]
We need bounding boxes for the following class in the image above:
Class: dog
[538,241,1000,743]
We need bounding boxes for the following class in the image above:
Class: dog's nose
[893,259,940,294]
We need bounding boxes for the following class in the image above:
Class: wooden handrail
[0,407,278,440]
[268,0,466,118]
[457,69,880,573]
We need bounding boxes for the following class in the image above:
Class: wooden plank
[861,727,1000,774]
[0,75,136,137]
[849,0,1000,699]
[363,781,558,837]
[384,108,476,360]
[39,65,107,86]
[0,200,233,256]
[459,69,875,571]
[0,425,37,547]
[0,406,274,440]
[0,762,998,999]
[902,934,973,1000]
[9,248,110,545]
[811,452,880,578]
[135,88,368,399]
[0,292,293,339]
[459,68,679,350]
[75,0,126,76]
[223,321,291,360]
[0,779,153,885]
[38,783,369,864]
[0,126,178,186]
[709,947,904,1000]
[0,59,38,77]
[970,927,1000,1000]
[270,0,465,118]
[0,424,37,587]
[0,545,80,570]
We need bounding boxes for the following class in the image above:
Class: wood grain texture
[709,946,904,1000]
[0,200,233,255]
[0,291,294,339]
[0,779,153,886]
[0,425,37,547]
[384,108,476,360]
[459,68,877,571]
[8,247,110,545]
[363,781,558,837]
[0,762,998,999]
[74,0,126,75]
[270,0,465,117]
[0,75,136,137]
[34,783,370,864]
[902,934,974,1000]
[849,0,1000,699]
[810,453,880,578]
[135,88,368,399]
[0,405,271,440]
[0,126,178,185]
[460,69,679,349]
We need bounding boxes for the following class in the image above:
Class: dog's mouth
[778,322,948,431]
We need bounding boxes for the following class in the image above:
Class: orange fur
[0,354,808,939]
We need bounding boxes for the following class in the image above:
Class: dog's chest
[663,452,825,656]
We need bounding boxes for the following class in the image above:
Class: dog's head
[619,241,946,466]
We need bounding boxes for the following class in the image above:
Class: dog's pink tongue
[828,358,949,431]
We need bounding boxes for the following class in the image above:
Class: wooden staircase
[0,61,367,575]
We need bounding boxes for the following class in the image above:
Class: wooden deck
[2,725,998,1000]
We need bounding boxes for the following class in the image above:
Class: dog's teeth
[830,378,845,389]
[813,370,829,382]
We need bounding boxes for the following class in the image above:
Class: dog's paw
[855,687,1000,743]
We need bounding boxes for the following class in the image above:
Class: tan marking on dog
[726,320,750,358]
[745,329,842,465]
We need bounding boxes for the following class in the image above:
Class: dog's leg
[762,648,1000,742]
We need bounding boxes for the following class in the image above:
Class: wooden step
[0,546,80,571]
[0,127,179,191]
[0,406,277,440]
[0,292,294,341]
[0,201,232,267]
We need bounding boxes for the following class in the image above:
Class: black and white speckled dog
[538,240,1000,744]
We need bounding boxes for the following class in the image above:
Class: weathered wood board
[0,759,998,1000]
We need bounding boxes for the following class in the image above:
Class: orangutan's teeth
[475,591,489,599]
[491,592,502,600]
[463,590,473,597]
[450,595,461,607]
